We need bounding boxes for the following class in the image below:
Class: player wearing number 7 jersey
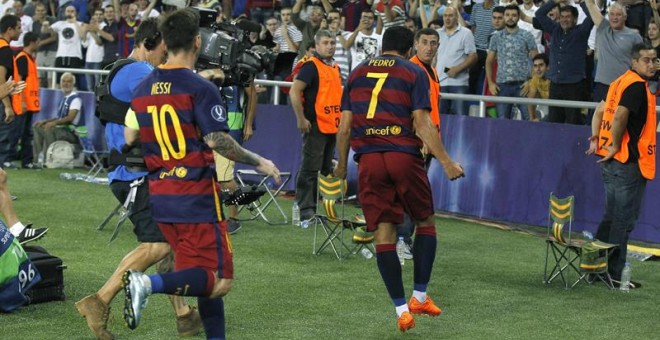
[334,26,464,333]
[122,9,281,340]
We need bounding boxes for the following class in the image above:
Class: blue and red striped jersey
[131,66,229,223]
[341,54,431,157]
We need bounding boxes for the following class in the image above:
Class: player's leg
[124,221,232,337]
[0,168,48,243]
[358,153,413,331]
[390,153,442,317]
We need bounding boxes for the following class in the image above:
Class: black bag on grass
[23,246,66,304]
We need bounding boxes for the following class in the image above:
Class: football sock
[395,304,410,318]
[148,268,214,296]
[9,222,25,236]
[412,287,427,303]
[376,244,406,312]
[413,226,437,287]
[198,296,226,340]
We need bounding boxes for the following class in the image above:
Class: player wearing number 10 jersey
[334,26,464,333]
[121,9,281,340]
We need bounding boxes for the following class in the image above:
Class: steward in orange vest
[410,55,440,128]
[308,56,342,133]
[288,31,343,219]
[11,48,40,114]
[595,68,656,180]
[587,43,657,283]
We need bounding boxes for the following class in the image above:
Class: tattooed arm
[204,131,282,183]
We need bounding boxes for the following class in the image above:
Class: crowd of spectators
[3,0,658,126]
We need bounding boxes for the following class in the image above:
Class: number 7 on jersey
[366,72,389,119]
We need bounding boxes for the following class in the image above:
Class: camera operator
[75,18,202,339]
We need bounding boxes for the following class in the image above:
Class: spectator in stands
[257,16,278,49]
[535,0,593,125]
[0,0,14,17]
[274,6,303,52]
[525,53,550,121]
[468,0,495,96]
[49,5,87,90]
[342,0,369,32]
[100,4,119,68]
[373,0,405,34]
[249,0,281,24]
[624,0,652,38]
[486,4,538,119]
[408,0,443,28]
[404,17,418,32]
[585,0,643,104]
[32,72,83,167]
[9,32,39,169]
[0,14,21,169]
[326,9,350,83]
[341,9,381,72]
[136,0,159,20]
[436,5,477,116]
[519,0,543,53]
[293,0,323,57]
[114,0,140,58]
[82,8,105,90]
[9,0,32,51]
[32,2,56,88]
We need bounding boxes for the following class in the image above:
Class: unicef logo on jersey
[211,105,227,123]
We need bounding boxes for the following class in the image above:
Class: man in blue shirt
[74,18,202,340]
[535,0,593,124]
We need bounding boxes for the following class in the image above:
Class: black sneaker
[228,219,242,235]
[611,279,642,289]
[17,226,49,244]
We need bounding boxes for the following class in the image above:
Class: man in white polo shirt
[435,6,477,116]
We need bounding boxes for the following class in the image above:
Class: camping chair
[313,173,374,260]
[76,131,108,180]
[543,193,616,289]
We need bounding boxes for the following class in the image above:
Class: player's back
[131,66,229,223]
[344,54,430,157]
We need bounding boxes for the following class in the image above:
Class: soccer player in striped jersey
[121,9,281,340]
[334,26,464,332]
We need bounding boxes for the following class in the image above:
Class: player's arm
[203,131,281,183]
[334,110,352,179]
[412,109,464,180]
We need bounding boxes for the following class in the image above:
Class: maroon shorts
[357,152,434,232]
[158,221,234,279]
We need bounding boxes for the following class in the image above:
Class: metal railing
[43,66,655,116]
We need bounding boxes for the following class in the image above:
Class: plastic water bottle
[59,173,73,180]
[396,237,406,266]
[582,230,594,241]
[360,248,373,259]
[292,201,300,226]
[620,262,632,293]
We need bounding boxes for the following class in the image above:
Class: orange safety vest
[11,50,39,114]
[309,56,342,134]
[410,55,440,128]
[596,69,656,180]
[0,39,19,111]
